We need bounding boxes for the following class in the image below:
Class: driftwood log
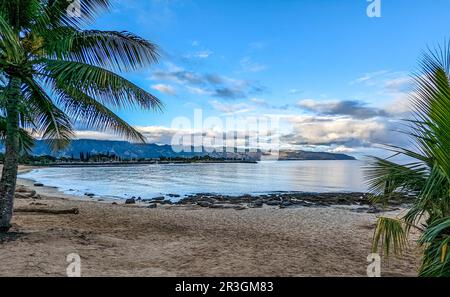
[14,208,79,215]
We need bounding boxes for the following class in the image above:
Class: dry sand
[0,166,421,277]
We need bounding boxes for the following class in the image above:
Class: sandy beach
[0,166,421,277]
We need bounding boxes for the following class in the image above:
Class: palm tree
[0,0,162,232]
[367,42,450,276]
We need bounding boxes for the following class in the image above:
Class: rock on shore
[174,192,411,213]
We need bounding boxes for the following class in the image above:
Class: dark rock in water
[228,198,246,204]
[168,194,181,198]
[159,200,173,205]
[112,202,118,205]
[266,200,282,206]
[152,196,165,201]
[337,198,351,204]
[137,197,142,201]
[240,194,253,201]
[125,198,136,204]
[147,203,157,209]
[197,201,212,208]
[197,197,217,204]
[152,191,410,211]
[97,199,105,202]
[316,201,331,207]
[196,193,215,197]
[281,201,293,207]
[296,201,313,207]
[84,193,95,197]
[34,183,44,187]
[388,200,403,206]
[366,207,382,214]
[366,206,400,214]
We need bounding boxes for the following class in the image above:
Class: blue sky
[81,0,450,157]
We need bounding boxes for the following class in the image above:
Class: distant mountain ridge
[277,150,356,161]
[0,139,356,161]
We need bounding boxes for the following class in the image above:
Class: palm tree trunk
[0,76,22,233]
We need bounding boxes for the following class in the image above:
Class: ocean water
[19,160,368,200]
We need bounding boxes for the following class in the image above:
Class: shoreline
[17,177,401,214]
[21,160,259,168]
[17,169,409,214]
[0,166,421,277]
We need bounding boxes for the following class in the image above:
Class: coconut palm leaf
[0,13,23,61]
[43,28,160,72]
[365,158,427,199]
[52,83,146,143]
[0,0,42,31]
[43,0,111,28]
[0,0,162,233]
[22,77,75,150]
[419,217,450,276]
[0,117,34,154]
[40,59,163,111]
[372,217,408,256]
[367,42,450,276]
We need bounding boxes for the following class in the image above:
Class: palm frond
[43,0,111,28]
[0,0,42,31]
[40,59,163,111]
[0,12,23,61]
[419,217,450,276]
[0,116,35,154]
[367,41,450,276]
[43,28,160,72]
[365,157,427,200]
[22,78,74,150]
[52,83,147,143]
[372,217,408,257]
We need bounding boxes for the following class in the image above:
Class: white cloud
[194,50,213,58]
[240,57,267,73]
[289,89,302,95]
[327,145,356,154]
[384,76,413,92]
[75,131,122,141]
[384,92,413,116]
[186,86,210,95]
[297,99,388,119]
[151,84,177,96]
[250,98,269,107]
[210,100,254,115]
[281,115,403,147]
[184,50,213,59]
[350,70,390,85]
[150,63,265,100]
[70,112,408,157]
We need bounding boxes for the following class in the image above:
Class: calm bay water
[19,160,368,200]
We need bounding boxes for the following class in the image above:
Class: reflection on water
[20,160,368,199]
